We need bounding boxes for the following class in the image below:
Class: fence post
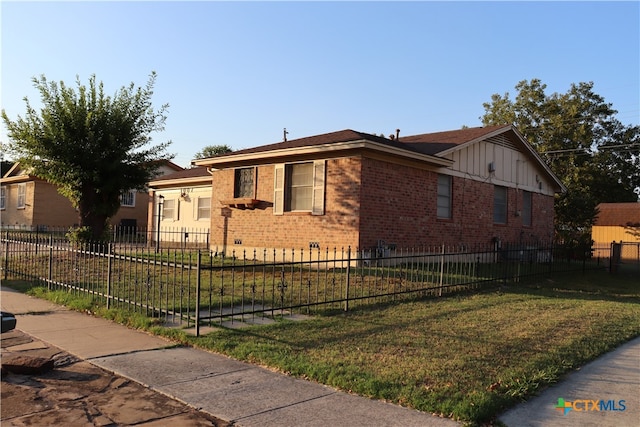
[195,250,201,337]
[48,242,53,291]
[106,243,112,309]
[610,241,621,274]
[3,231,9,281]
[438,244,445,296]
[344,247,351,312]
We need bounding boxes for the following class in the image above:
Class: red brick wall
[210,156,556,253]
[210,158,362,253]
[359,158,555,249]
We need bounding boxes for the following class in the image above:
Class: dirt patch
[1,329,231,426]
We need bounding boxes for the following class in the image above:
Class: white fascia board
[148,176,212,189]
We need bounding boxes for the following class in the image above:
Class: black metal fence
[609,241,640,274]
[0,231,610,336]
[0,226,210,250]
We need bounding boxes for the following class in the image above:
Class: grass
[4,268,639,425]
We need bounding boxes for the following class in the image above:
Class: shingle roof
[400,125,509,144]
[595,203,640,227]
[150,166,211,182]
[205,125,512,159]
[214,129,416,157]
[399,125,512,155]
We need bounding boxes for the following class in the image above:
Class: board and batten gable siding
[444,134,555,196]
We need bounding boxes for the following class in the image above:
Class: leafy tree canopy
[481,79,640,244]
[2,72,173,240]
[193,144,233,159]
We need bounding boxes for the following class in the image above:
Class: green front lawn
[8,268,639,425]
[176,269,640,424]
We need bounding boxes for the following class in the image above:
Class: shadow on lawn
[500,268,640,304]
[210,267,639,352]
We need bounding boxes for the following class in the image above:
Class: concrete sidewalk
[0,287,457,427]
[498,335,640,427]
[2,286,638,427]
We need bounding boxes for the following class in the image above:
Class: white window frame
[0,186,5,210]
[162,199,178,221]
[120,190,136,207]
[196,197,211,220]
[273,160,325,216]
[17,183,26,209]
[436,174,452,219]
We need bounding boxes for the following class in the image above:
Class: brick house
[146,166,213,247]
[193,125,565,256]
[0,161,183,231]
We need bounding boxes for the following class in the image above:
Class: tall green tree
[2,72,173,240]
[481,79,640,245]
[193,144,233,159]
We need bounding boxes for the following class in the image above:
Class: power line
[541,143,640,154]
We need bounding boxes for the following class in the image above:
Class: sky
[2,1,639,168]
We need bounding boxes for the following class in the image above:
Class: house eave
[0,174,39,184]
[148,176,212,189]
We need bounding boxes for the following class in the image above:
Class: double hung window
[197,197,211,220]
[437,174,452,219]
[17,184,26,209]
[273,161,325,215]
[120,190,136,207]
[493,186,507,224]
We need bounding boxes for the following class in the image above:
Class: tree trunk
[77,188,110,242]
[78,212,109,241]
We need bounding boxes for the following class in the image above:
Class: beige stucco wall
[149,186,212,245]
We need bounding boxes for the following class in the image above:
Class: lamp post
[155,195,164,253]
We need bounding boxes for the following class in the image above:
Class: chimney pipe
[396,129,400,140]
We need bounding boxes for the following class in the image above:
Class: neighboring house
[0,161,183,231]
[193,124,566,256]
[592,202,640,246]
[146,166,213,247]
